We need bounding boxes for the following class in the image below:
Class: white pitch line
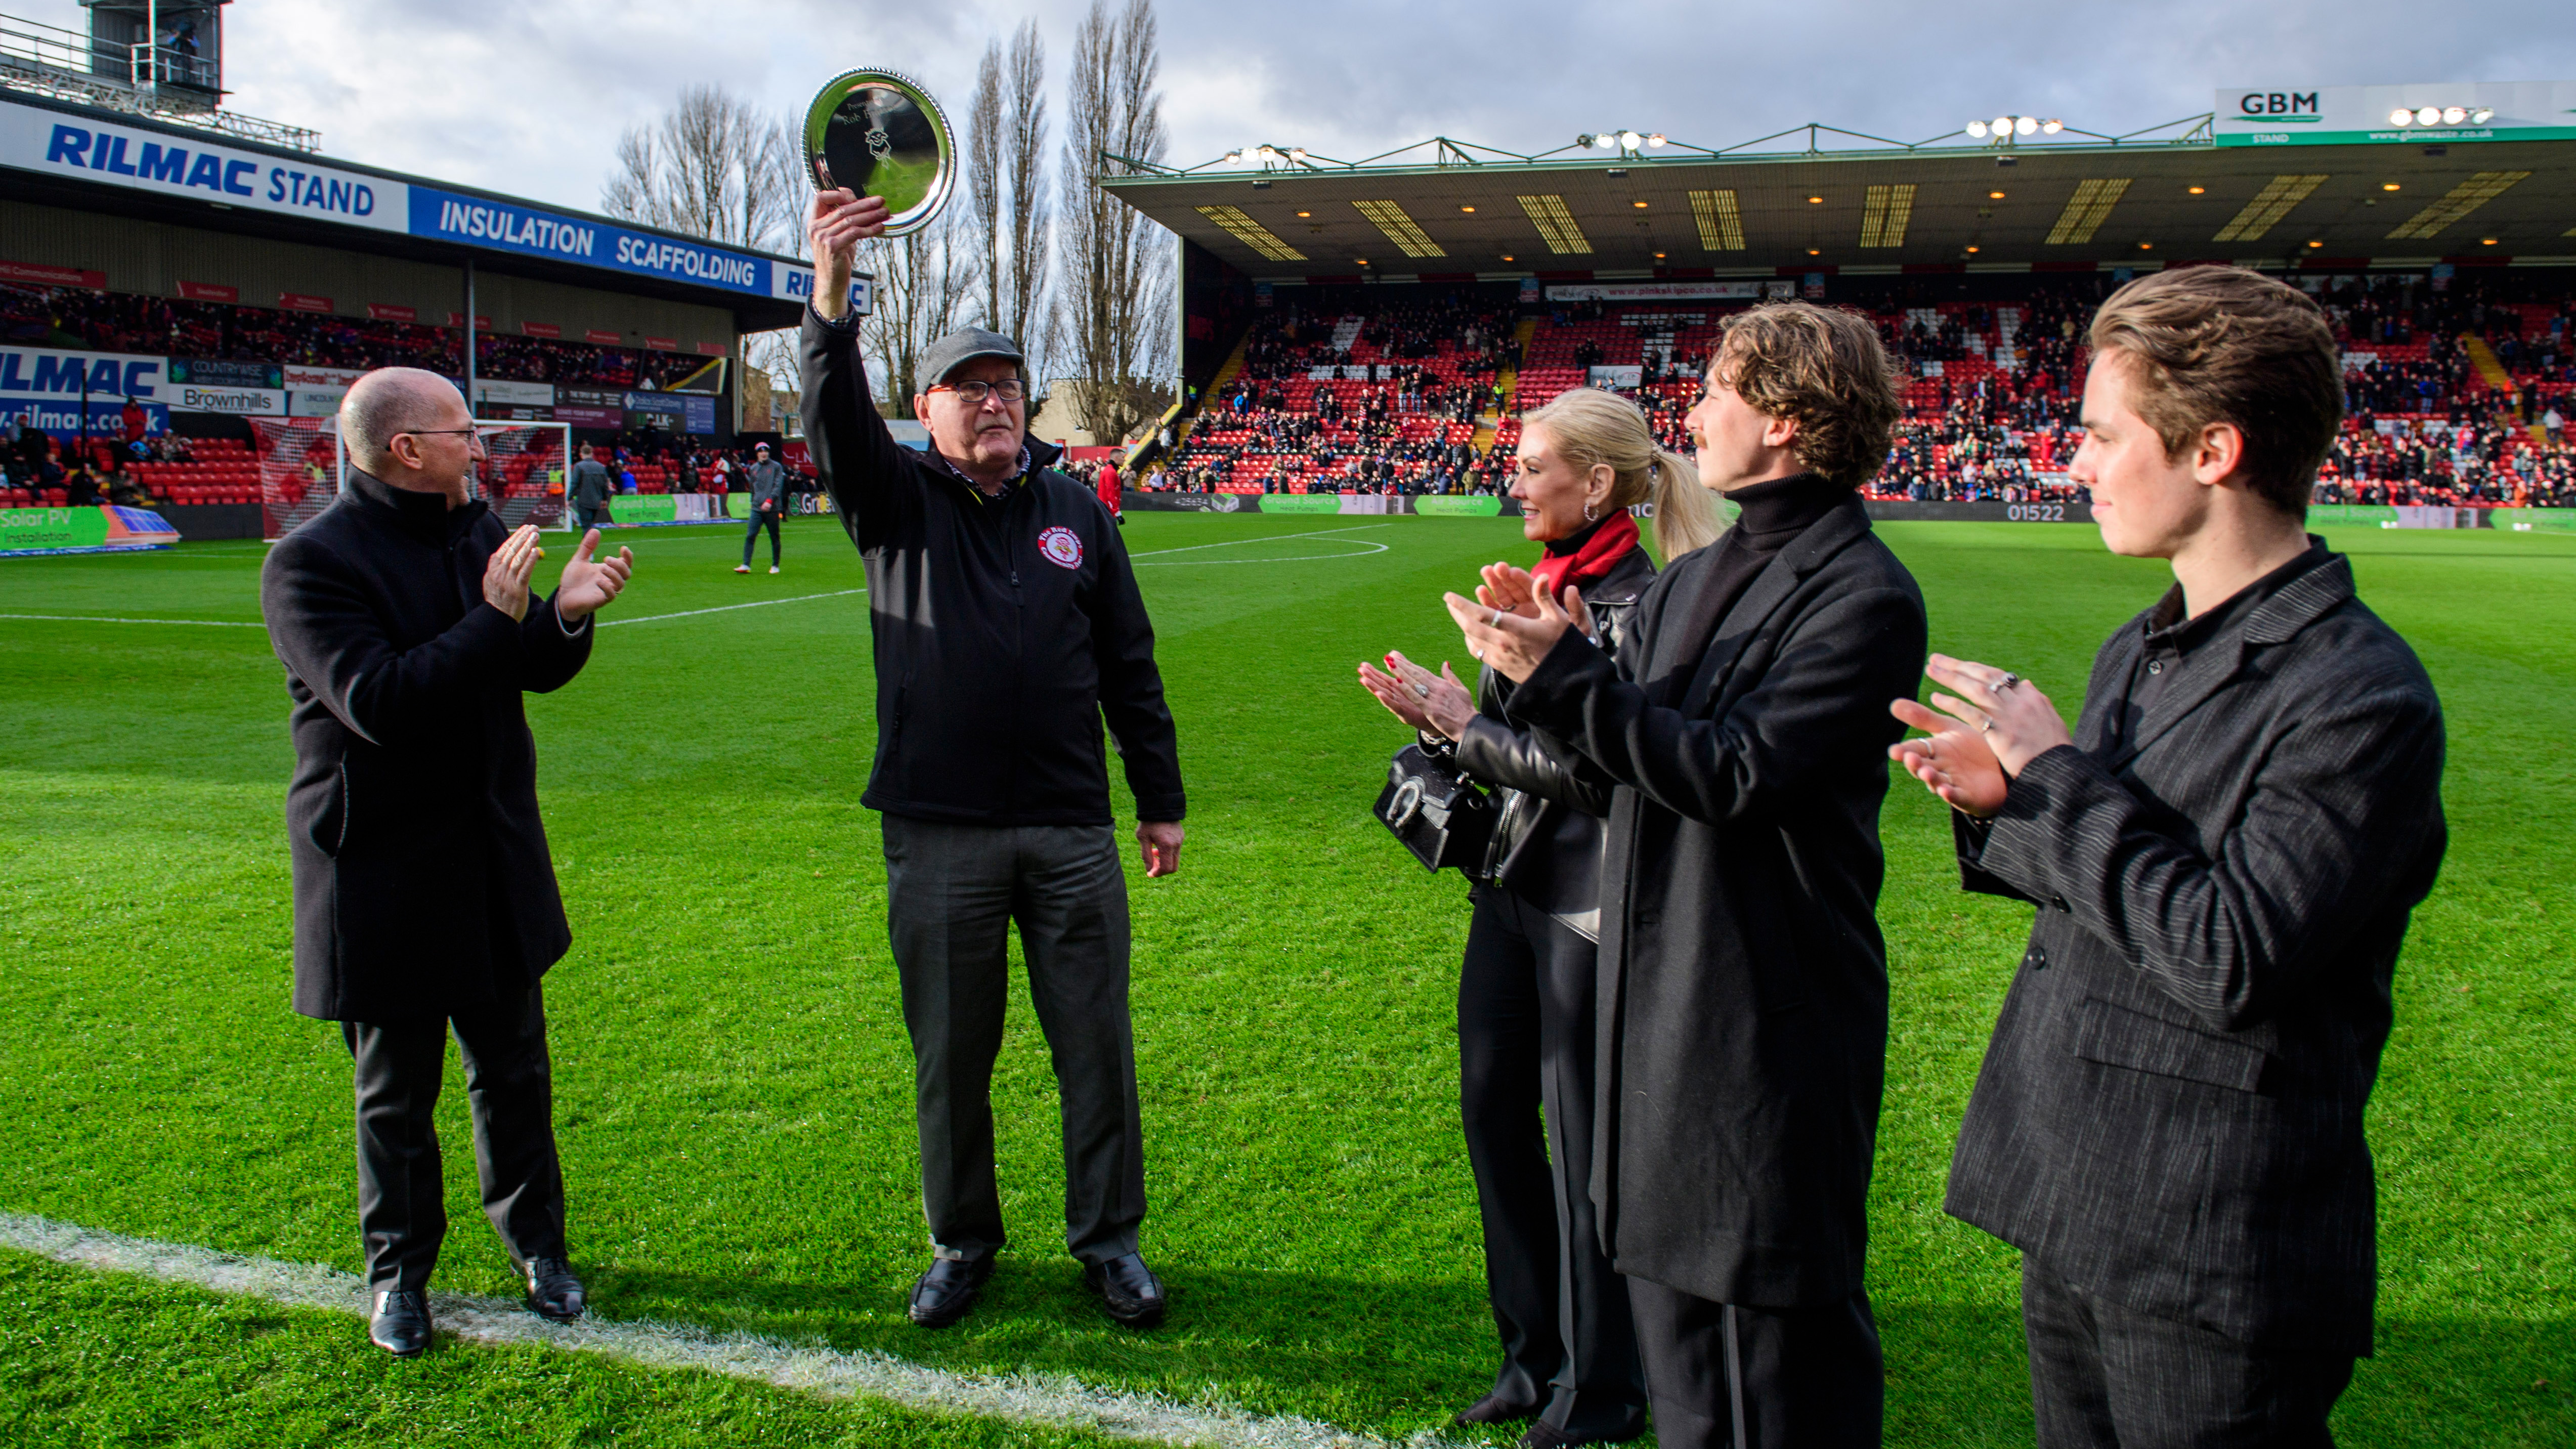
[0,1211,1458,1449]
[0,612,265,627]
[598,587,868,627]
[1127,524,1393,558]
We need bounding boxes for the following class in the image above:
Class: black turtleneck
[1689,470,1849,641]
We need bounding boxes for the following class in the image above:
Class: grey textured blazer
[1945,548,2445,1357]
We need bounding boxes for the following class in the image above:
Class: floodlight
[2473,107,2494,123]
[1288,147,1307,160]
[2040,118,2064,134]
[1618,130,1643,149]
[2014,116,2038,136]
[1223,150,1241,162]
[2415,107,2441,125]
[2389,108,2414,125]
[1992,115,2013,137]
[1965,120,1989,138]
[2441,106,2467,125]
[1645,133,1667,147]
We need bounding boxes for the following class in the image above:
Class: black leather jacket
[1437,543,1657,939]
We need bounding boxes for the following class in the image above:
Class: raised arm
[797,190,914,548]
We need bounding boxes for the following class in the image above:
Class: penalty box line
[0,1211,1459,1449]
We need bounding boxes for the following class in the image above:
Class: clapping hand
[1357,651,1477,739]
[483,524,540,621]
[1443,574,1598,684]
[1887,654,2073,818]
[554,529,635,622]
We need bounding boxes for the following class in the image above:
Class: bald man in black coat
[260,367,632,1357]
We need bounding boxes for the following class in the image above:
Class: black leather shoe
[1082,1252,1166,1328]
[1454,1392,1540,1426]
[510,1254,587,1322]
[908,1256,994,1328]
[369,1289,432,1357]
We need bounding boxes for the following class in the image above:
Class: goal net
[249,415,341,542]
[475,422,572,531]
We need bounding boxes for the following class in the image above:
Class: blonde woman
[1358,388,1709,1446]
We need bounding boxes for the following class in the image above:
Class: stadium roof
[1102,128,2576,282]
[0,90,821,328]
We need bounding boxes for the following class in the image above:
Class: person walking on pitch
[258,367,635,1358]
[803,186,1188,1332]
[739,441,786,574]
[567,443,613,533]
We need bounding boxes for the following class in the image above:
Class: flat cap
[920,327,1025,389]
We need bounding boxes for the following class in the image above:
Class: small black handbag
[1373,743,1496,877]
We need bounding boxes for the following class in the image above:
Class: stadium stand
[3,284,712,391]
[1139,273,2576,511]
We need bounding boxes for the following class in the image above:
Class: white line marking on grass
[1130,525,1394,566]
[598,588,867,627]
[0,612,265,627]
[0,1212,1458,1449]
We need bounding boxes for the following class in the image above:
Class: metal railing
[0,8,319,152]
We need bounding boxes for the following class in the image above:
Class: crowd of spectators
[3,284,710,391]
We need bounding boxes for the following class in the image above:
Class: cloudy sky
[23,0,2575,244]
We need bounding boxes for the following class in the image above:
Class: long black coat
[259,470,595,1022]
[1506,494,1926,1306]
[1945,551,2445,1356]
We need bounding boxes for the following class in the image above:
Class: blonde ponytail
[1521,388,1724,560]
[1646,446,1721,558]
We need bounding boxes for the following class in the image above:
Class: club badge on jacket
[1038,526,1083,570]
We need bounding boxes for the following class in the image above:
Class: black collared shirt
[2126,536,2333,720]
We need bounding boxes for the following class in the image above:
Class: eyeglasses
[927,379,1026,405]
[398,428,480,440]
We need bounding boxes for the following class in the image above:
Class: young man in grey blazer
[1891,266,2447,1447]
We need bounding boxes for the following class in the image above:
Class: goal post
[474,421,574,531]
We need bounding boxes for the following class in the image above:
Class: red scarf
[1530,512,1639,602]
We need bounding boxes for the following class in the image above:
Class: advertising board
[170,383,286,415]
[2214,81,2576,147]
[0,94,821,304]
[1543,281,1767,302]
[168,358,283,390]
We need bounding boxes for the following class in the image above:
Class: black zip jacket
[799,306,1185,826]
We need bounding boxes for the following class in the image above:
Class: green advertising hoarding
[1,505,180,558]
[1412,496,1506,518]
[607,495,677,525]
[1258,494,1345,514]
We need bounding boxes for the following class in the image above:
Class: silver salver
[801,69,957,237]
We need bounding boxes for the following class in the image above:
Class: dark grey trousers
[881,815,1146,1267]
[1624,1278,1884,1449]
[2022,1258,2354,1449]
[342,984,566,1291]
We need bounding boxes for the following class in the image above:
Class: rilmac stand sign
[2215,81,2576,146]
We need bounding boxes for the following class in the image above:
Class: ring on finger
[1996,671,2022,691]
[1977,713,1996,733]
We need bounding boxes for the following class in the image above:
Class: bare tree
[860,208,974,408]
[601,84,800,251]
[963,23,1053,364]
[1053,0,1174,446]
[1001,22,1051,358]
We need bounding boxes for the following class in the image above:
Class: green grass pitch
[1,512,2568,1446]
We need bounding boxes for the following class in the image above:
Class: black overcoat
[1944,551,2445,1357]
[258,469,594,1022]
[1506,494,1926,1306]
